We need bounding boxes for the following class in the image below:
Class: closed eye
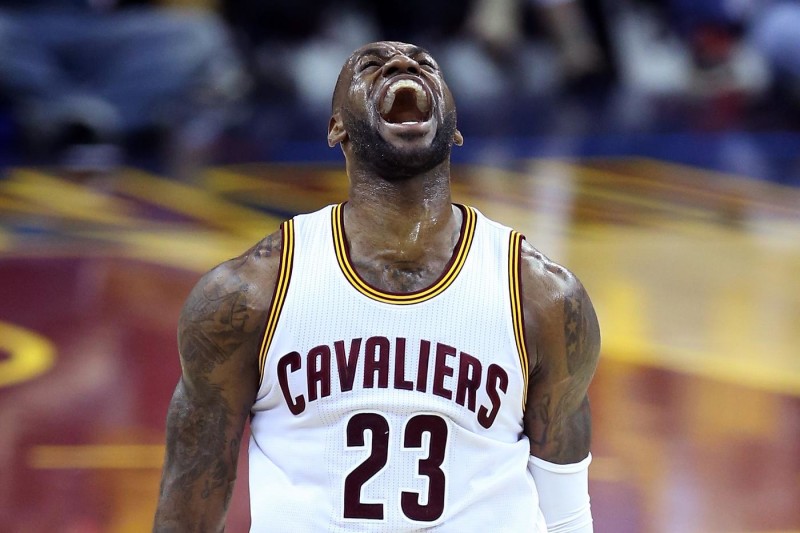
[419,59,438,71]
[359,60,382,73]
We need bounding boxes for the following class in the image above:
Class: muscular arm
[520,242,600,464]
[154,232,282,532]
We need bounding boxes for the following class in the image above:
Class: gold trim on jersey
[509,231,529,408]
[258,219,295,386]
[331,203,477,305]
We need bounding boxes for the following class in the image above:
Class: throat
[341,203,464,294]
[364,262,441,293]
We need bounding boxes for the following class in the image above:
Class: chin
[344,109,458,180]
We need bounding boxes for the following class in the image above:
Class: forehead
[350,41,431,63]
[332,41,439,109]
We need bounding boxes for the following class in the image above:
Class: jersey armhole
[257,219,296,387]
[508,231,529,410]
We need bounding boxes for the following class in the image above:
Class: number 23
[343,412,449,522]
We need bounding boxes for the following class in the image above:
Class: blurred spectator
[218,0,615,112]
[0,0,247,169]
[379,0,615,104]
[221,0,328,99]
[362,0,614,99]
[221,0,378,114]
[749,2,800,104]
[649,0,800,102]
[467,0,613,88]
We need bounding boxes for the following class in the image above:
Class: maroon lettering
[280,338,504,426]
[306,344,331,402]
[478,363,508,429]
[335,338,362,392]
[455,352,482,412]
[416,340,431,393]
[277,351,305,415]
[364,336,390,389]
[393,337,414,391]
[432,343,456,400]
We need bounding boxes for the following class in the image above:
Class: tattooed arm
[520,241,601,464]
[153,231,283,532]
[519,242,599,531]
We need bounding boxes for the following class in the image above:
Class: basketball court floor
[0,125,799,532]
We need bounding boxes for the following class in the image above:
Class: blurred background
[0,0,798,532]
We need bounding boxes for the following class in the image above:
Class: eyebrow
[356,46,429,60]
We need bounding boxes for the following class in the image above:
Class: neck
[344,160,459,264]
[349,160,452,228]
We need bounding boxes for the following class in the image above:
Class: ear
[453,128,463,147]
[328,114,347,147]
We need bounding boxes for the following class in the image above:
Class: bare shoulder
[178,229,285,382]
[518,239,600,373]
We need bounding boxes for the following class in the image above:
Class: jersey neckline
[331,203,477,305]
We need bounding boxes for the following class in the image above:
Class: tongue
[381,89,427,124]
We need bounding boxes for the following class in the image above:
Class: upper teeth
[381,79,429,116]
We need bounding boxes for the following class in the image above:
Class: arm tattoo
[564,294,587,375]
[528,289,598,463]
[179,249,270,375]
[529,393,591,462]
[179,272,256,374]
[156,255,264,530]
[157,379,251,530]
[527,393,551,448]
[252,235,282,258]
[164,381,231,499]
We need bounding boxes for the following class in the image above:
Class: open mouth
[379,79,432,124]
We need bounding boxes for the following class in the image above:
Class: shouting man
[154,41,600,532]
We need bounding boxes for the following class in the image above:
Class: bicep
[523,276,600,464]
[174,267,261,423]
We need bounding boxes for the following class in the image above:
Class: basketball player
[154,41,600,532]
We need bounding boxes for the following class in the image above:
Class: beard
[341,107,459,180]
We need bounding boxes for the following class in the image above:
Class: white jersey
[249,204,546,532]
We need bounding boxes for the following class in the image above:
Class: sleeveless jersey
[249,204,547,532]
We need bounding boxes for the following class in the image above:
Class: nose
[382,55,421,77]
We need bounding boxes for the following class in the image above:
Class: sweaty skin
[153,41,599,531]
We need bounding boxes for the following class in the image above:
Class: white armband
[528,453,593,533]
